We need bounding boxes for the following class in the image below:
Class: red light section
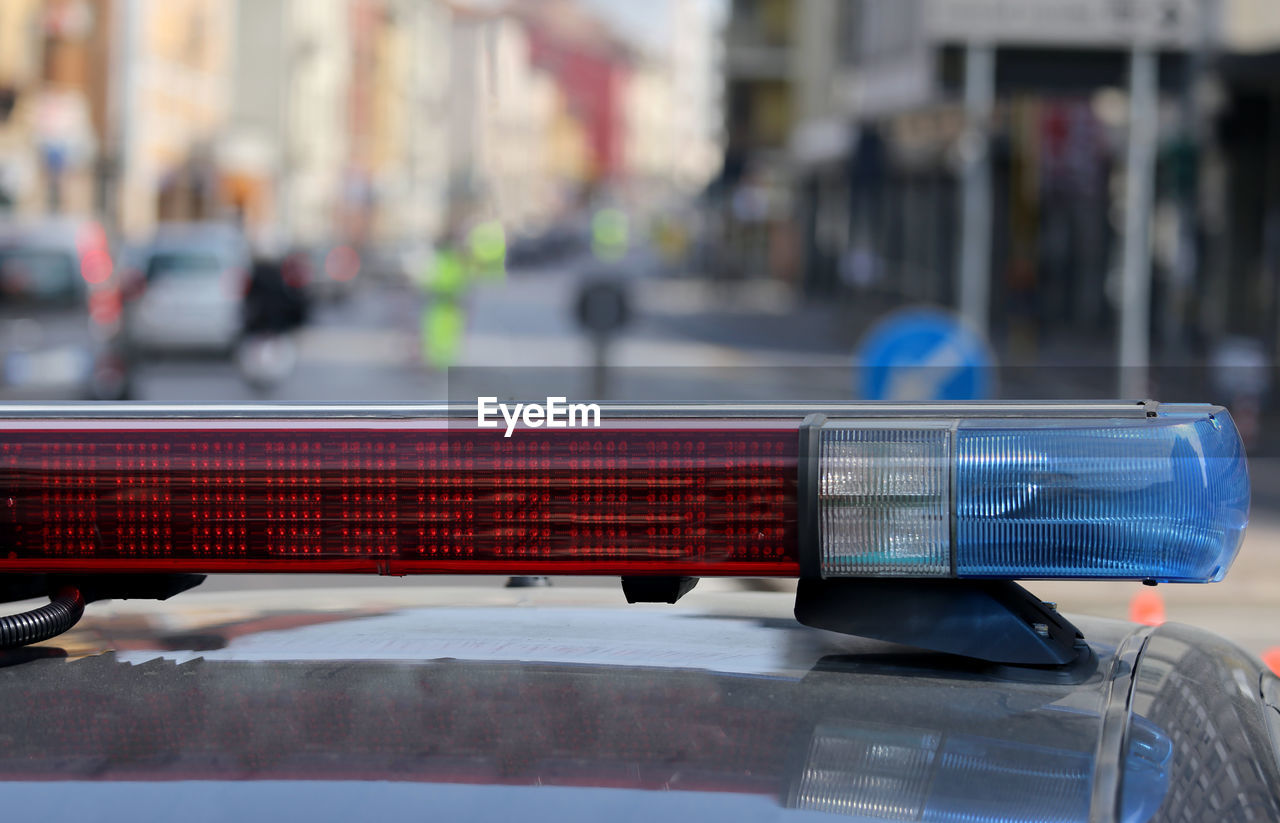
[0,421,799,575]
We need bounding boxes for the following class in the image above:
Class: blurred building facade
[388,0,452,245]
[221,0,355,246]
[668,0,724,191]
[1217,0,1280,367]
[717,0,800,280]
[0,0,719,249]
[803,0,1213,360]
[716,0,1280,374]
[516,0,630,187]
[221,0,453,249]
[625,55,681,205]
[626,0,724,209]
[0,0,236,234]
[447,5,561,232]
[0,0,116,218]
[0,0,49,212]
[121,0,235,234]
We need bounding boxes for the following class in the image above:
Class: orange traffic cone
[1128,588,1166,626]
[1262,647,1280,676]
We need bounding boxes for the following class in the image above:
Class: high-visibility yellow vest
[592,208,629,262]
[469,221,507,281]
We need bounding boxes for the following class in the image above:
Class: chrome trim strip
[0,400,1166,420]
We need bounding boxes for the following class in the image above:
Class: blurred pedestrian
[418,220,507,370]
[243,254,309,335]
[591,207,629,263]
[468,220,507,283]
[238,253,309,391]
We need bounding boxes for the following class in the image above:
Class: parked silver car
[0,217,130,399]
[121,222,250,354]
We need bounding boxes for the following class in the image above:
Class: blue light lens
[954,406,1250,582]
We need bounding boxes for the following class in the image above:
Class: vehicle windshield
[145,252,225,282]
[0,247,81,305]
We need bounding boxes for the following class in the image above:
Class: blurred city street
[125,242,880,406]
[131,278,431,405]
[129,262,847,403]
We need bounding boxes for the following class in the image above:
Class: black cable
[0,587,85,649]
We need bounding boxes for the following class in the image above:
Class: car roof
[144,222,248,255]
[9,582,1253,823]
[0,217,98,249]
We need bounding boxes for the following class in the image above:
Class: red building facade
[517,0,630,183]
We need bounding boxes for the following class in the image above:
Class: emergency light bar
[0,401,1250,662]
[0,401,1248,583]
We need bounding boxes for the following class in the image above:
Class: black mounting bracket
[794,578,1086,666]
[621,576,699,604]
[0,573,206,606]
[504,576,552,589]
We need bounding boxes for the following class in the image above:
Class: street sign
[574,278,631,337]
[854,307,995,401]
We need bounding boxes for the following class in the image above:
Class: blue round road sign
[855,308,994,401]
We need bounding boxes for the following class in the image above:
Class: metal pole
[1118,47,1158,398]
[278,0,293,242]
[590,335,611,400]
[1166,0,1214,359]
[958,43,994,339]
[115,0,140,235]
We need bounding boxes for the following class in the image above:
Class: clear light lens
[818,427,951,577]
[954,410,1250,581]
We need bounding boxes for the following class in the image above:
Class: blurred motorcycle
[236,332,299,392]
